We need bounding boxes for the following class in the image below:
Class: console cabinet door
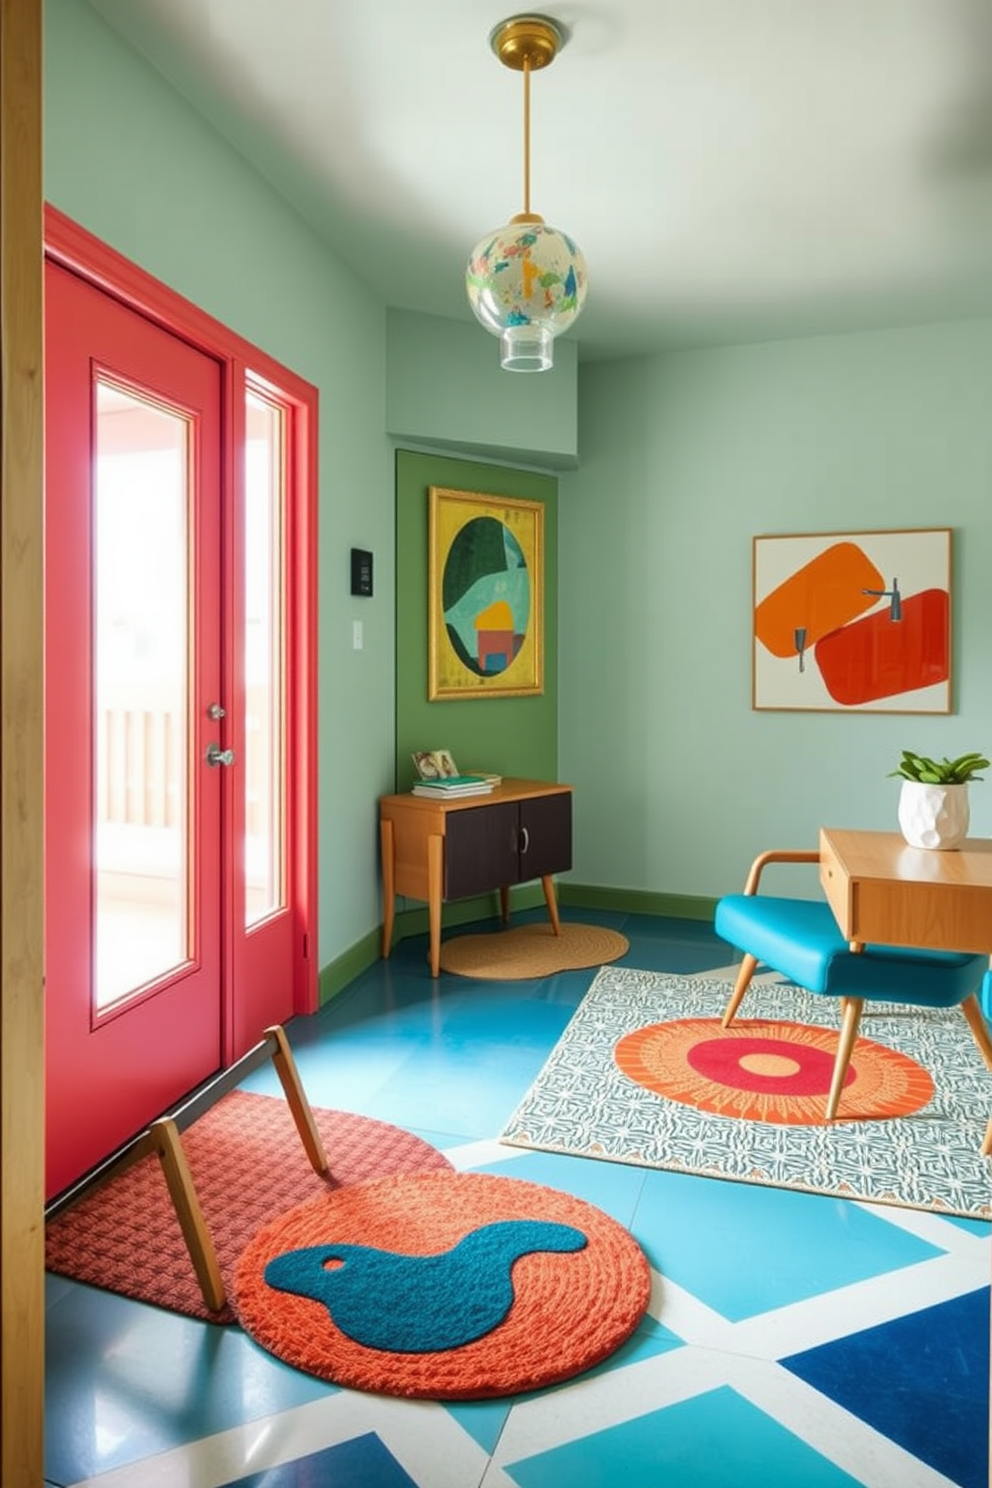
[519,792,572,880]
[444,792,572,900]
[445,801,518,899]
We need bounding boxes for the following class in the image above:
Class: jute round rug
[438,922,629,979]
[614,1018,935,1125]
[233,1170,650,1398]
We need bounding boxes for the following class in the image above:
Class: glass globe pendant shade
[466,214,588,371]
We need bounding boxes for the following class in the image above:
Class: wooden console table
[379,778,572,977]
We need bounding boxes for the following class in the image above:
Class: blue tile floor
[46,909,990,1488]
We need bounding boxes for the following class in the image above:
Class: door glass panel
[245,390,286,925]
[94,381,190,1010]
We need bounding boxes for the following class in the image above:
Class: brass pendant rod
[522,56,531,217]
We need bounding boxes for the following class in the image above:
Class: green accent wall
[394,449,559,793]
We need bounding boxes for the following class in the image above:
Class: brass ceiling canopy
[489,14,563,72]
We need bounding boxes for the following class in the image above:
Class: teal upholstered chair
[714,849,992,1121]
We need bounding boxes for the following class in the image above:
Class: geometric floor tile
[631,1168,947,1321]
[44,911,992,1488]
[503,1384,867,1488]
[220,1433,418,1487]
[783,1287,991,1488]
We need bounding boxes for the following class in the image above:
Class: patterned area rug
[500,967,992,1217]
[438,922,629,979]
[45,1091,453,1321]
[233,1170,651,1398]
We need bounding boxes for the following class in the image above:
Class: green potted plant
[889,750,989,850]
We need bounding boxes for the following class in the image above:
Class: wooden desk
[819,827,992,955]
[380,779,572,977]
[820,827,992,1154]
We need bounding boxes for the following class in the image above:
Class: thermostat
[350,548,373,597]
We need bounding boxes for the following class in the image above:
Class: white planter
[897,780,970,851]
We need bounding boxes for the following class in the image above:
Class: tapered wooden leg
[265,1024,328,1174]
[380,817,395,958]
[149,1118,226,1312]
[541,874,561,937]
[981,1118,992,1158]
[427,832,443,977]
[826,997,864,1120]
[722,953,758,1027]
[960,994,992,1070]
[500,885,510,924]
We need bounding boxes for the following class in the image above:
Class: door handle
[520,825,530,854]
[205,743,236,768]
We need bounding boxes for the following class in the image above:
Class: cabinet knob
[520,825,530,855]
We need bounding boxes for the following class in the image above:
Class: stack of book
[411,774,495,800]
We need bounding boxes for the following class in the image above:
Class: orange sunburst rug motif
[614,1018,934,1125]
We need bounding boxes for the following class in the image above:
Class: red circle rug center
[614,1018,934,1124]
[233,1171,650,1399]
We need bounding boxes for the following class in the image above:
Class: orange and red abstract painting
[753,529,951,712]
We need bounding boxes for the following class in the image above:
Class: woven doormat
[438,921,629,979]
[233,1170,651,1398]
[45,1091,453,1321]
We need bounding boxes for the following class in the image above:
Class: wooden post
[1,0,45,1480]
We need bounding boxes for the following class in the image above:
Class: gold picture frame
[428,486,544,700]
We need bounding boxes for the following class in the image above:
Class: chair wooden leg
[148,1117,226,1312]
[722,953,758,1028]
[982,1117,992,1158]
[265,1024,328,1175]
[826,997,864,1120]
[959,995,992,1071]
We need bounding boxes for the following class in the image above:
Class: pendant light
[466,14,588,372]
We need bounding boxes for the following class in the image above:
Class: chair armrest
[743,849,820,896]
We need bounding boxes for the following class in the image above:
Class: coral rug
[45,1091,453,1322]
[500,967,992,1218]
[232,1170,650,1398]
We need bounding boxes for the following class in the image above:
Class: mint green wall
[394,450,558,795]
[560,320,992,898]
[387,309,578,469]
[45,0,394,970]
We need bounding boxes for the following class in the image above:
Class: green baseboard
[558,883,718,922]
[317,927,382,1007]
[317,886,718,1005]
[385,884,547,947]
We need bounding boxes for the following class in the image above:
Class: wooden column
[1,0,45,1482]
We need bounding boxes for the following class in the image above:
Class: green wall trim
[387,884,548,948]
[320,887,551,1001]
[318,928,382,1007]
[559,883,718,922]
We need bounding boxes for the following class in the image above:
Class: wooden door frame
[44,207,320,1060]
[1,0,44,1482]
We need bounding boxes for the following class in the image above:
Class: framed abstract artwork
[752,528,952,713]
[428,486,543,700]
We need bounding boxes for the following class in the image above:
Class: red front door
[44,261,226,1197]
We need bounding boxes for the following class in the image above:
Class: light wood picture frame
[428,486,544,700]
[752,527,952,713]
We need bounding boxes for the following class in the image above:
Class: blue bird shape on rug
[263,1219,587,1353]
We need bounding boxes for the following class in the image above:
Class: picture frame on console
[428,486,544,701]
[752,527,952,714]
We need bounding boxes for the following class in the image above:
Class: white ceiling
[86,0,992,361]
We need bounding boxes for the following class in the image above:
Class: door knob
[205,743,236,767]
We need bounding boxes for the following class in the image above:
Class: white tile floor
[46,911,990,1488]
